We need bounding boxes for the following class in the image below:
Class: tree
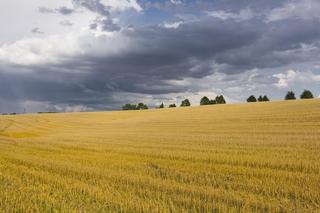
[262,95,270,102]
[169,104,176,108]
[122,104,137,110]
[159,103,164,108]
[209,99,216,105]
[247,95,257,102]
[200,96,218,105]
[200,96,210,105]
[122,103,148,110]
[300,90,314,99]
[137,103,148,110]
[285,91,296,100]
[215,95,226,104]
[181,99,191,107]
[258,95,270,102]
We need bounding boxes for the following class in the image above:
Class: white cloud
[162,21,183,29]
[267,0,320,22]
[64,104,91,112]
[225,86,244,93]
[0,29,131,67]
[206,8,254,21]
[100,0,142,12]
[0,0,141,67]
[170,0,183,5]
[273,69,320,88]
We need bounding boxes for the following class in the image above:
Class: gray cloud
[89,17,120,31]
[31,27,44,34]
[60,20,73,27]
[39,6,75,15]
[72,0,120,32]
[58,6,74,15]
[72,0,110,16]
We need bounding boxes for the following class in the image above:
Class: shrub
[247,95,257,102]
[300,90,314,99]
[169,104,176,108]
[181,99,191,107]
[285,91,296,100]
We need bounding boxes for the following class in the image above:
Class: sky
[0,0,320,113]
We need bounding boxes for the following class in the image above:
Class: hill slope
[0,100,320,212]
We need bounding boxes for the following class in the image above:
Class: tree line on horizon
[122,89,316,110]
[246,90,314,102]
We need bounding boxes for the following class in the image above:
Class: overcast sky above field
[0,0,320,112]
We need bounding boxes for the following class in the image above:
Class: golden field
[0,99,320,212]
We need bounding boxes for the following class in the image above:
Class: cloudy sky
[0,0,320,113]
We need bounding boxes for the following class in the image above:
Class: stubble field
[0,99,319,212]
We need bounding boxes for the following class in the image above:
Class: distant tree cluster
[247,95,257,102]
[285,91,296,100]
[300,90,314,99]
[200,95,226,105]
[181,99,191,107]
[258,95,270,102]
[122,103,148,110]
[247,95,270,103]
[121,89,317,110]
[157,103,177,108]
[246,90,315,103]
[284,90,314,100]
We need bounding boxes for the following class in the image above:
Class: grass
[0,99,320,212]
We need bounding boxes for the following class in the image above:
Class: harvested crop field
[0,99,320,212]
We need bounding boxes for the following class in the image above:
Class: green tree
[262,95,270,102]
[247,95,257,102]
[209,99,216,105]
[181,99,191,107]
[122,104,137,110]
[159,103,164,108]
[215,95,226,104]
[137,103,148,110]
[285,91,296,100]
[200,96,210,105]
[169,104,176,108]
[300,90,314,99]
[258,96,263,102]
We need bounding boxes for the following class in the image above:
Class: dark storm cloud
[85,19,259,82]
[65,17,320,96]
[214,19,320,71]
[1,0,320,112]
